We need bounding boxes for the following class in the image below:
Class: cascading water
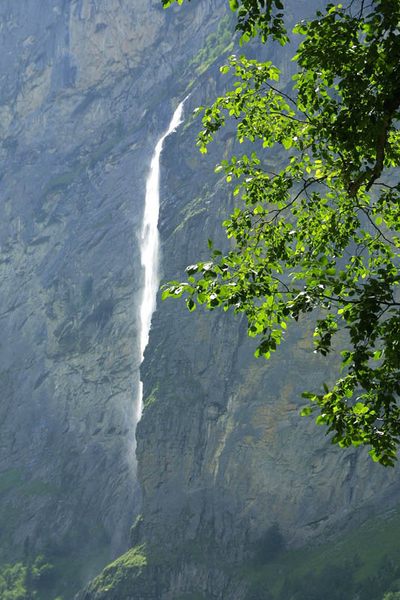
[135,99,187,425]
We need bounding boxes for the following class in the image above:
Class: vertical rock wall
[0,0,225,589]
[2,0,400,598]
[134,52,400,599]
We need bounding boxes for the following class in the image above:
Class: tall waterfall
[136,99,187,424]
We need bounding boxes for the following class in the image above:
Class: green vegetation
[89,545,147,595]
[85,510,400,599]
[0,562,28,600]
[172,194,208,235]
[0,556,55,600]
[143,385,159,408]
[0,527,111,599]
[162,0,400,465]
[189,16,234,76]
[163,0,289,44]
[241,509,400,599]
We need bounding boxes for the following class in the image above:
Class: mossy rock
[80,546,150,599]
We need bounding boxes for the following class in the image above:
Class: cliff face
[133,85,400,597]
[2,1,400,599]
[0,0,225,591]
[82,20,400,600]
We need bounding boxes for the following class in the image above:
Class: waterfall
[135,99,187,424]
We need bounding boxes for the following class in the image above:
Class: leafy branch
[162,0,400,465]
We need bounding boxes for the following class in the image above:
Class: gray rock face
[2,0,400,598]
[133,58,400,599]
[0,0,225,587]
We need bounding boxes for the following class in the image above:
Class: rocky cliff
[0,0,225,594]
[1,1,400,599]
[80,5,400,598]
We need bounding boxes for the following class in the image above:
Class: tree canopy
[162,0,400,465]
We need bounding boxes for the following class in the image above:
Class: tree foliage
[162,0,400,465]
[0,557,54,600]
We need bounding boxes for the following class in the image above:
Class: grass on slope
[242,507,400,600]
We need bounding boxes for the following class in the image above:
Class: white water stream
[135,99,187,424]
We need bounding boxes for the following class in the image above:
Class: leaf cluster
[0,556,54,600]
[163,1,400,464]
[162,0,288,44]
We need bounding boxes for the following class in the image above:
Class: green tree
[0,562,30,600]
[162,0,400,465]
[0,557,54,600]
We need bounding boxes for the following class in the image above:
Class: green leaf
[353,402,369,416]
[186,298,196,312]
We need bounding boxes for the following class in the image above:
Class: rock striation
[0,0,225,592]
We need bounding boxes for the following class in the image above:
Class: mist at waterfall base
[136,100,187,427]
